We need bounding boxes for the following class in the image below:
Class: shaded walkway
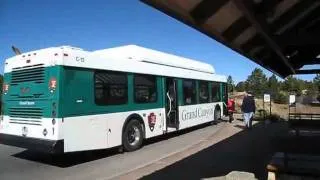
[140,121,289,180]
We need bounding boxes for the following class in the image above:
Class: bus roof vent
[59,46,83,50]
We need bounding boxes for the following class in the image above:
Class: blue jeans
[243,112,254,128]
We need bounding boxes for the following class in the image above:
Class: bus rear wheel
[122,119,143,152]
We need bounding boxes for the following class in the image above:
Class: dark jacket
[241,95,256,113]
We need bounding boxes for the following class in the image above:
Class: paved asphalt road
[0,122,223,180]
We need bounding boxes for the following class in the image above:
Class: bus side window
[199,81,209,103]
[134,74,157,103]
[94,71,128,105]
[183,80,196,105]
[212,82,220,102]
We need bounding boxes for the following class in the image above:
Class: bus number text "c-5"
[76,57,85,62]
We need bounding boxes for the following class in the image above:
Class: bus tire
[214,106,221,122]
[122,119,144,152]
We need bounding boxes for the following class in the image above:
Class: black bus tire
[122,119,144,152]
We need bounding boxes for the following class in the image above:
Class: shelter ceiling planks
[141,0,320,77]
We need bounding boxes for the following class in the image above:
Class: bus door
[222,83,228,116]
[165,78,179,129]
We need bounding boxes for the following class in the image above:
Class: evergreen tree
[314,74,320,90]
[314,74,320,101]
[0,74,2,94]
[246,68,268,97]
[227,75,235,93]
[305,80,317,96]
[268,74,279,95]
[283,75,304,95]
[236,81,246,92]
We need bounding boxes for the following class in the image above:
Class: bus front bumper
[0,134,64,153]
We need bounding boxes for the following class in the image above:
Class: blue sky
[0,0,317,83]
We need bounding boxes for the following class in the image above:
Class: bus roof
[92,45,215,74]
[4,45,226,82]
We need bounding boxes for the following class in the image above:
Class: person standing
[241,91,256,129]
[227,98,235,123]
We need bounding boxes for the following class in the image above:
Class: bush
[254,112,282,122]
[273,92,287,104]
[257,109,267,118]
[266,114,281,122]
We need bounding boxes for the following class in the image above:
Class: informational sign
[263,94,272,119]
[289,95,296,105]
[264,94,271,103]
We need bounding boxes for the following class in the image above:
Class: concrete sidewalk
[114,120,288,180]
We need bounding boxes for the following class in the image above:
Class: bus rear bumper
[0,134,64,153]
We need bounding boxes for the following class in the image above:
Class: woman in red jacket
[227,98,235,123]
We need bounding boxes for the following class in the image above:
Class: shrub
[273,92,287,104]
[266,114,281,122]
[254,113,281,122]
[257,109,267,118]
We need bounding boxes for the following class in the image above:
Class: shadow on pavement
[141,121,289,180]
[275,132,320,154]
[12,147,119,168]
[12,121,222,168]
[234,124,246,130]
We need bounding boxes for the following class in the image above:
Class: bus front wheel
[122,119,143,152]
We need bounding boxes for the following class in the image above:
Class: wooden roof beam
[232,0,295,74]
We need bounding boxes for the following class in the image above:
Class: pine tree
[246,68,268,97]
[314,74,320,101]
[227,75,235,93]
[236,81,246,92]
[314,74,320,90]
[283,76,304,95]
[268,74,279,95]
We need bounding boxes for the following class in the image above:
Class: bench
[267,152,320,180]
[288,113,320,135]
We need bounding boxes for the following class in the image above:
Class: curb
[105,122,227,180]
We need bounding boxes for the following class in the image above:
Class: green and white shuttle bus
[0,45,227,153]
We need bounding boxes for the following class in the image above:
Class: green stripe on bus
[3,65,225,119]
[3,66,164,118]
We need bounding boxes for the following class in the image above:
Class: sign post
[289,94,296,116]
[289,95,296,105]
[264,94,271,118]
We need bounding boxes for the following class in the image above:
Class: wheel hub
[127,126,140,146]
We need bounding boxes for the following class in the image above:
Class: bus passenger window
[94,71,128,105]
[183,80,196,105]
[212,82,220,102]
[199,81,209,103]
[134,74,157,103]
